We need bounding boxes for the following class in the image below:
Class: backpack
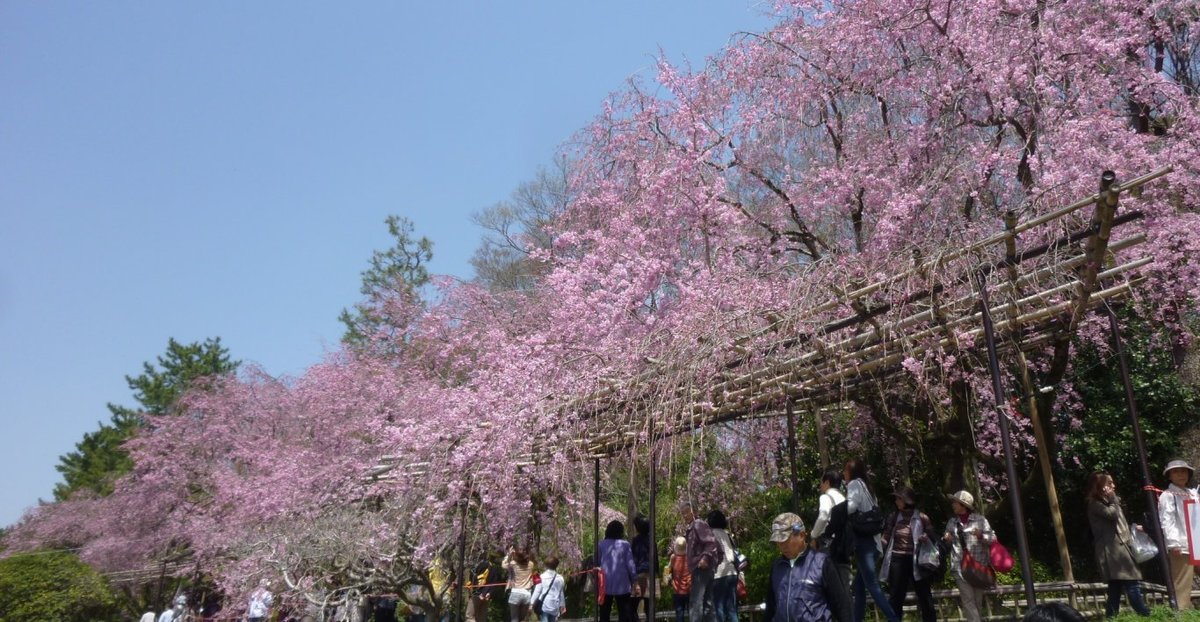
[825,496,851,563]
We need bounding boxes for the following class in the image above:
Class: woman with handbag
[1157,459,1197,610]
[599,520,639,622]
[881,487,936,622]
[941,490,994,622]
[844,458,900,622]
[1086,471,1151,617]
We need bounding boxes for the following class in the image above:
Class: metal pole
[1000,208,1076,592]
[1107,306,1179,609]
[786,400,801,511]
[457,499,467,622]
[648,445,658,622]
[977,275,1038,606]
[594,458,601,622]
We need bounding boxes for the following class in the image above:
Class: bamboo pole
[557,170,1171,417]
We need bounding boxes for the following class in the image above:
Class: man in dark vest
[765,513,851,622]
[811,468,852,593]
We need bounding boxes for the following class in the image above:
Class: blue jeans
[689,568,715,622]
[673,594,689,622]
[711,575,739,622]
[852,537,899,622]
[540,613,559,622]
[1105,580,1150,617]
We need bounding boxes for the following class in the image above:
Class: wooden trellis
[554,167,1170,459]
[371,167,1183,617]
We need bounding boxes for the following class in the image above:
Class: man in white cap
[1158,459,1197,609]
[764,512,851,622]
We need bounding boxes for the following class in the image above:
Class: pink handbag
[990,539,1014,573]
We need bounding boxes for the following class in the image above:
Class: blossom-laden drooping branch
[6,0,1199,610]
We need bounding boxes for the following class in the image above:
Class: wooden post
[594,458,601,622]
[1001,209,1076,593]
[457,499,467,622]
[813,406,829,468]
[786,400,801,511]
[648,444,657,622]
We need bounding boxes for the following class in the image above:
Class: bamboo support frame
[369,168,1173,490]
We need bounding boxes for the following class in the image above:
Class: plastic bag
[1130,525,1158,564]
[917,539,941,574]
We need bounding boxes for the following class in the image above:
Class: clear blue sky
[0,2,775,527]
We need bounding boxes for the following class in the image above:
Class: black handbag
[848,483,885,537]
[851,506,885,536]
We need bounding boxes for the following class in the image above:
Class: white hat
[947,490,975,512]
[1164,459,1194,476]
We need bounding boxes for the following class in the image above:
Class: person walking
[530,556,567,622]
[681,501,719,622]
[1158,459,1198,610]
[504,547,538,622]
[843,459,900,622]
[1086,471,1151,617]
[708,510,740,622]
[764,512,851,622]
[942,490,993,622]
[812,467,851,593]
[599,520,639,622]
[880,487,936,622]
[631,514,653,622]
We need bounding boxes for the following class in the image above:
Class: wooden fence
[562,582,1195,622]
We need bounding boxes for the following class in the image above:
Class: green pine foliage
[53,338,238,500]
[339,215,433,347]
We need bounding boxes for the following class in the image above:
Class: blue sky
[0,2,776,527]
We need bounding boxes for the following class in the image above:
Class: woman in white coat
[1158,459,1198,610]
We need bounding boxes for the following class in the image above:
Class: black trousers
[887,554,936,622]
[600,593,636,622]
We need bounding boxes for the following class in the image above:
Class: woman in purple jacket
[599,520,639,622]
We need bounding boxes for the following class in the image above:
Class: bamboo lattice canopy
[370,167,1172,479]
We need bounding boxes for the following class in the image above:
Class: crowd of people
[137,457,1195,622]
[525,456,1196,622]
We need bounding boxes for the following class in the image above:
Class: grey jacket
[943,513,993,580]
[1087,495,1141,581]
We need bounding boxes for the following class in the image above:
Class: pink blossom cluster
[5,0,1199,609]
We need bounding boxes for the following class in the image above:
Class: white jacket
[1158,483,1199,552]
[713,528,738,578]
[530,570,565,614]
[812,488,846,541]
